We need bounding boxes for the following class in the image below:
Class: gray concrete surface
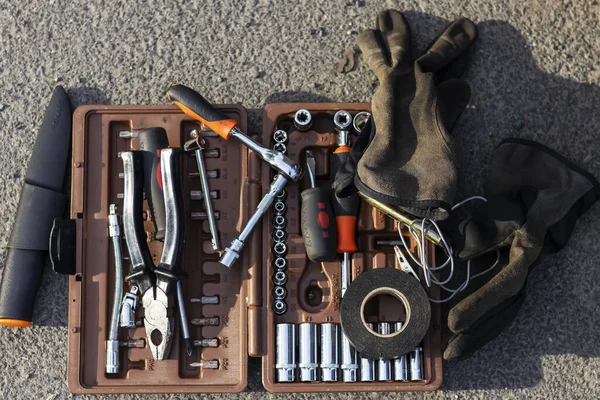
[1,0,599,398]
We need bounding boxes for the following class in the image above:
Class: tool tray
[67,103,442,394]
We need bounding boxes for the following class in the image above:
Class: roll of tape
[340,268,431,360]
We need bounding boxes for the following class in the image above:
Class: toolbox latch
[49,217,77,275]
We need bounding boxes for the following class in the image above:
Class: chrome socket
[410,346,423,381]
[273,201,286,215]
[272,285,287,300]
[320,323,339,382]
[273,129,288,144]
[299,323,318,382]
[294,109,313,131]
[393,322,409,381]
[352,111,371,133]
[272,271,287,286]
[359,323,376,382]
[276,189,287,201]
[273,142,287,154]
[273,242,287,256]
[273,299,287,315]
[119,286,139,328]
[272,229,287,243]
[273,215,287,230]
[276,323,296,382]
[377,322,392,381]
[341,326,358,382]
[272,257,287,271]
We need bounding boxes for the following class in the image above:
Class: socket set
[66,103,441,394]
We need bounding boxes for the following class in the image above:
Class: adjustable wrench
[167,84,303,268]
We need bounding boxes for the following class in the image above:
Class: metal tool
[273,242,287,257]
[393,322,408,381]
[273,142,287,153]
[190,317,220,326]
[274,201,286,215]
[273,129,288,143]
[120,286,139,328]
[273,215,287,230]
[106,204,123,374]
[410,346,423,381]
[273,299,287,315]
[359,323,376,382]
[197,149,220,158]
[332,111,360,383]
[190,360,220,369]
[167,84,303,268]
[189,170,219,179]
[176,281,193,356]
[190,211,221,220]
[301,151,337,262]
[352,111,371,133]
[121,149,184,361]
[273,271,287,286]
[190,190,218,201]
[377,322,392,381]
[190,296,219,304]
[185,130,220,251]
[276,323,296,382]
[299,323,318,382]
[272,229,286,243]
[320,323,339,382]
[272,257,287,271]
[272,285,287,300]
[294,109,312,131]
[193,338,220,348]
[119,339,146,348]
[358,192,443,246]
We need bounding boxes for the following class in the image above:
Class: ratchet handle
[138,127,169,241]
[331,146,359,253]
[166,84,237,140]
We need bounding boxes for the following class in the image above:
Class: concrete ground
[1,0,599,398]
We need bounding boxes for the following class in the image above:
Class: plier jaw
[142,288,172,361]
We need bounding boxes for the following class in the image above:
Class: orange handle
[166,84,237,140]
[331,146,359,253]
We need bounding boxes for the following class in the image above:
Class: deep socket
[320,323,339,382]
[410,346,423,381]
[298,323,318,382]
[393,322,408,381]
[276,323,296,382]
[359,323,376,382]
[377,322,392,381]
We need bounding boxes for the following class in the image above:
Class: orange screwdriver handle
[332,146,359,253]
[166,84,238,140]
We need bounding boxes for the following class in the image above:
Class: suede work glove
[334,9,477,220]
[444,139,600,360]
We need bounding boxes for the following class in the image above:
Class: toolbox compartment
[67,103,442,394]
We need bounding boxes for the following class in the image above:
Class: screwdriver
[331,110,360,383]
[300,151,337,262]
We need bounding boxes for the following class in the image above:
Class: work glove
[333,9,477,220]
[444,139,600,360]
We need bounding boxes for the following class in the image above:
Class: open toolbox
[67,102,442,394]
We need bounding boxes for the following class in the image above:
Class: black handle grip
[166,84,237,139]
[138,128,169,241]
[300,187,337,262]
[331,149,360,218]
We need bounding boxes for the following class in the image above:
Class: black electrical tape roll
[340,268,431,359]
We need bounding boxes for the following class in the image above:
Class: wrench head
[142,289,173,360]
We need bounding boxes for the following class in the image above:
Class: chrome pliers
[121,149,184,360]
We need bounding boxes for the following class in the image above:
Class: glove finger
[444,289,526,360]
[357,29,390,76]
[376,9,412,69]
[417,17,477,76]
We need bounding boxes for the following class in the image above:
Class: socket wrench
[276,323,296,382]
[298,323,318,382]
[167,84,303,268]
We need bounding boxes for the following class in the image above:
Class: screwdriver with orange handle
[331,110,360,383]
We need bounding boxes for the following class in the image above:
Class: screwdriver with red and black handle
[300,151,337,262]
[331,110,360,383]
